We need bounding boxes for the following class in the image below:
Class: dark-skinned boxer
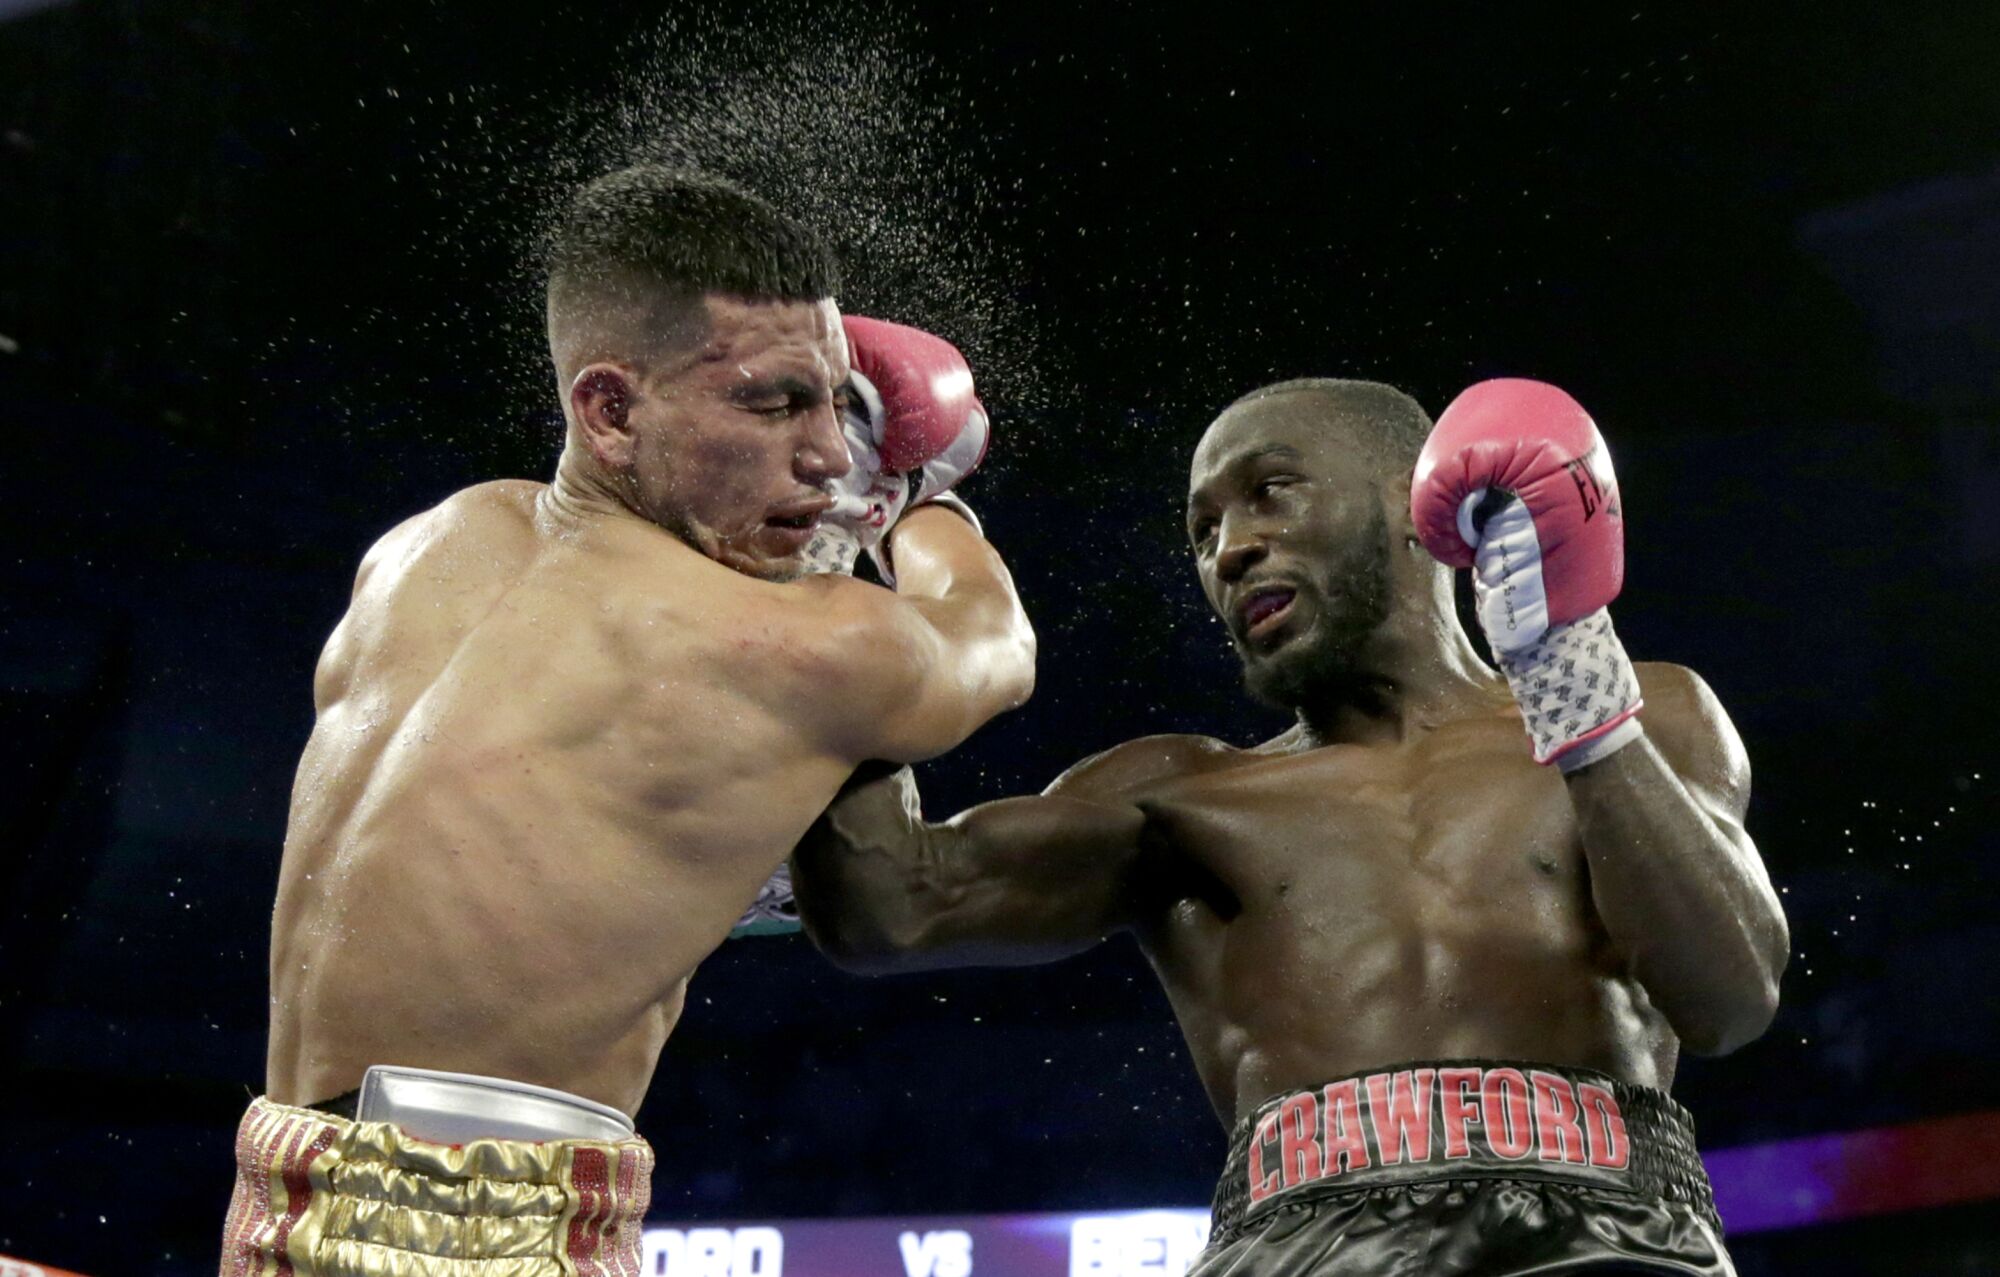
[794,378,1785,1275]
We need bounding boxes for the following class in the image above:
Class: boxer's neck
[546,442,644,523]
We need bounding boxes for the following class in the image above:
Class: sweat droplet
[425,5,1060,432]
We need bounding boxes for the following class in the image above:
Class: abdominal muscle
[1159,912,1670,1133]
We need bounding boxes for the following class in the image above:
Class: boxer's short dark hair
[546,165,840,311]
[1229,378,1433,472]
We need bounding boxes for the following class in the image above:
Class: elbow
[815,934,912,977]
[941,621,1036,746]
[999,626,1037,712]
[1668,906,1791,1057]
[802,914,915,975]
[799,898,933,976]
[992,587,1038,711]
[980,598,1037,716]
[1674,973,1782,1057]
[804,916,892,976]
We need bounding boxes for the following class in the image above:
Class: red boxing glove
[842,315,990,504]
[1411,378,1623,644]
[802,316,990,580]
[1411,379,1641,770]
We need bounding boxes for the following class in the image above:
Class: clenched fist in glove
[1411,378,1643,772]
[801,315,989,580]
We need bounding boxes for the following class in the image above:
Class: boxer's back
[267,481,857,1114]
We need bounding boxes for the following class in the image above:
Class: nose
[796,401,852,485]
[1214,513,1268,585]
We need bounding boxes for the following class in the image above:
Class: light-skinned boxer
[221,166,1034,1277]
[795,378,1785,1275]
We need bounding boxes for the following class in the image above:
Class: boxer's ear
[570,364,638,467]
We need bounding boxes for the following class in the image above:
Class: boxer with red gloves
[794,377,1784,1275]
[235,166,1035,1275]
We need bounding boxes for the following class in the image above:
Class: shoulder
[646,571,976,762]
[1634,662,1733,742]
[1634,662,1750,805]
[618,564,921,706]
[448,477,545,508]
[423,480,543,537]
[703,571,914,668]
[1045,733,1237,804]
[356,482,542,586]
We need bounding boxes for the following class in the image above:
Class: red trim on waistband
[567,1147,612,1276]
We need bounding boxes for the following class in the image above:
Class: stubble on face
[1239,499,1394,710]
[633,297,847,580]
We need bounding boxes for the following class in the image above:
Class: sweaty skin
[267,297,1033,1116]
[794,389,1786,1128]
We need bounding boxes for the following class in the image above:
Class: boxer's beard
[1240,507,1394,711]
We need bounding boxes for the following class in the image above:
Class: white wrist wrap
[1495,607,1644,771]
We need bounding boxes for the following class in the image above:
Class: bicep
[785,579,1017,764]
[902,741,1204,962]
[1639,666,1757,861]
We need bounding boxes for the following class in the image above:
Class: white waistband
[356,1065,636,1144]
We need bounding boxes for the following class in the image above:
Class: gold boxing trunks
[217,1096,654,1277]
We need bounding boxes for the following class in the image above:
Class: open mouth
[760,504,828,553]
[1238,585,1298,639]
[763,497,831,539]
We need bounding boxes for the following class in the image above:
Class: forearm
[1567,734,1788,1053]
[887,505,1037,717]
[793,776,1146,974]
[792,808,953,973]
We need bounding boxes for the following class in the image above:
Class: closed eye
[748,394,823,419]
[732,377,835,418]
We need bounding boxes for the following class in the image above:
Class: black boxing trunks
[1192,1060,1733,1276]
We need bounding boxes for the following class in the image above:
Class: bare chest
[1140,724,1592,947]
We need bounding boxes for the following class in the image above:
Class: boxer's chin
[727,548,806,583]
[1241,623,1345,709]
[1239,611,1375,710]
[716,530,809,582]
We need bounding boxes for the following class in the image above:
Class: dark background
[3,2,1998,1273]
